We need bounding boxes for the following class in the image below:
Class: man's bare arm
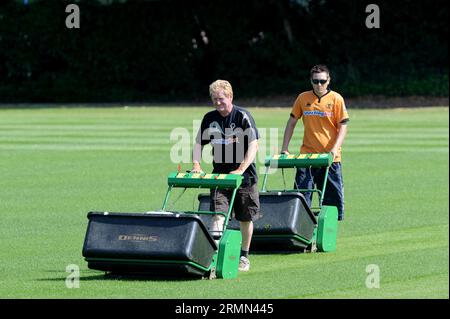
[330,123,348,159]
[230,140,258,174]
[281,116,298,154]
[192,142,204,173]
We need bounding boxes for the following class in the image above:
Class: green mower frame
[161,172,244,279]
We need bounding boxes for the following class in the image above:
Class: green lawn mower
[198,153,338,253]
[82,172,244,279]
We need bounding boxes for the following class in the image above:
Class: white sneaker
[238,256,250,272]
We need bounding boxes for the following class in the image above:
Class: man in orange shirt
[281,65,349,220]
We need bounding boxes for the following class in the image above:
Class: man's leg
[209,189,229,238]
[323,163,345,220]
[315,163,345,220]
[234,183,260,271]
[238,220,253,272]
[294,167,316,207]
[239,221,253,252]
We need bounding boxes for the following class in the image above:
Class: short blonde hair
[209,79,233,98]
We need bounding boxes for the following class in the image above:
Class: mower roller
[82,172,243,279]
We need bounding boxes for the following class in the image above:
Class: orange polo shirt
[290,90,349,162]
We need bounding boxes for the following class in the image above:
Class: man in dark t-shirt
[192,79,260,272]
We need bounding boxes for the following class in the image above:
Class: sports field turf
[0,106,448,299]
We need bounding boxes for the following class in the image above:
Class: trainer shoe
[238,256,250,272]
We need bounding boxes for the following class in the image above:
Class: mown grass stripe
[0,106,447,298]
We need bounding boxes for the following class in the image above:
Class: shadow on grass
[250,250,306,255]
[37,270,204,283]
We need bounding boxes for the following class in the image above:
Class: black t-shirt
[196,105,259,186]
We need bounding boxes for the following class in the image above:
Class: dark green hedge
[0,0,448,103]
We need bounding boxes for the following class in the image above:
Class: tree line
[0,0,448,103]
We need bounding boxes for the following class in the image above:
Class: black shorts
[210,183,260,222]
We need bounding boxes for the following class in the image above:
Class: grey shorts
[210,183,260,222]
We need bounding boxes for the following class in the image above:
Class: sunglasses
[311,79,328,85]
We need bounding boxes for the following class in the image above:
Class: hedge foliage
[0,0,448,102]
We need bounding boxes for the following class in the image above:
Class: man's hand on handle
[191,163,204,174]
[229,168,244,175]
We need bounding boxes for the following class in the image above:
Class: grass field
[0,106,448,299]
